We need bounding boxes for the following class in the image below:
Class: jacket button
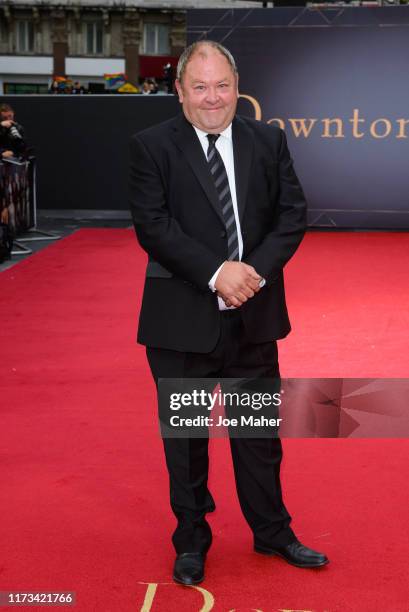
[220,230,226,238]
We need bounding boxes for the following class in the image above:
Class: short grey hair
[177,40,238,82]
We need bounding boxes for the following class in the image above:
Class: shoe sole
[173,574,204,586]
[254,547,329,569]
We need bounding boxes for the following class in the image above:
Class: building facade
[0,0,188,93]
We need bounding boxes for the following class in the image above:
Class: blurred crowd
[49,80,87,95]
[48,63,174,95]
[48,76,173,95]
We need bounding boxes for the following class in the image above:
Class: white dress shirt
[193,123,264,310]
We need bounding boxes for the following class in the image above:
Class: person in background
[163,63,174,94]
[72,81,86,95]
[149,78,159,94]
[141,80,152,95]
[0,104,27,160]
[49,80,60,94]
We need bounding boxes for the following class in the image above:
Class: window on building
[16,20,34,53]
[143,23,170,55]
[0,18,7,42]
[86,22,103,55]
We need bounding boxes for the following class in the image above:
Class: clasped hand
[214,261,262,308]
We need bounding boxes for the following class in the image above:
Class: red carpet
[1,229,408,612]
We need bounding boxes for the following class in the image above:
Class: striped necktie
[206,133,240,261]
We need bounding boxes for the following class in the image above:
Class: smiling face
[175,46,238,134]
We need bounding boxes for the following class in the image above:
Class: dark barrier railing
[0,156,36,233]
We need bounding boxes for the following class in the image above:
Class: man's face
[175,48,238,134]
[1,111,14,122]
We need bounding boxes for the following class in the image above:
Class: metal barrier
[0,156,59,256]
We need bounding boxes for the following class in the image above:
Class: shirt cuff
[209,262,226,292]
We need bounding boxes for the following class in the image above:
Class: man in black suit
[129,40,328,585]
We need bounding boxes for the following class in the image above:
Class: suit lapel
[232,115,254,225]
[170,114,225,226]
[170,113,254,227]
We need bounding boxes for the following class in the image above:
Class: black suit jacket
[129,113,307,353]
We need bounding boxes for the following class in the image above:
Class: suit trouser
[146,308,295,554]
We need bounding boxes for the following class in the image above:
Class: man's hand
[217,293,234,308]
[215,261,262,308]
[1,150,14,158]
[1,120,13,129]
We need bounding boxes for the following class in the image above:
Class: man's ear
[235,74,239,97]
[175,79,184,103]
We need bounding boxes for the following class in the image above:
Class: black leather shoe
[173,552,205,585]
[255,540,329,568]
